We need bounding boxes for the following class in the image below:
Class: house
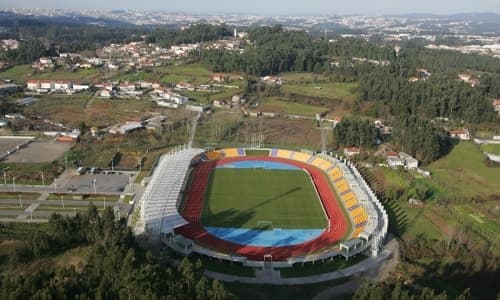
[98,89,114,98]
[344,147,361,157]
[26,80,40,90]
[449,129,470,140]
[386,151,419,169]
[161,90,188,104]
[458,73,479,87]
[231,95,241,105]
[72,84,90,91]
[493,99,500,114]
[212,73,229,83]
[262,111,278,118]
[54,80,72,90]
[119,81,136,92]
[399,152,419,169]
[175,82,195,91]
[39,57,52,65]
[261,76,283,86]
[40,80,54,90]
[387,157,405,168]
[385,150,399,159]
[213,100,231,108]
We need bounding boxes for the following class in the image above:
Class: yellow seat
[222,148,239,158]
[206,151,222,160]
[293,152,312,163]
[277,150,293,160]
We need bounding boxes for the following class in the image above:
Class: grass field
[0,65,101,84]
[281,82,358,101]
[280,72,329,83]
[260,97,328,117]
[202,168,327,229]
[427,142,500,197]
[481,143,500,155]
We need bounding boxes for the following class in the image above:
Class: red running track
[175,156,348,261]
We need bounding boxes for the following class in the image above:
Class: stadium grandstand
[138,146,204,236]
[138,146,388,266]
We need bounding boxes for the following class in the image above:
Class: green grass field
[427,142,500,197]
[201,168,327,229]
[481,143,500,155]
[281,82,358,101]
[260,97,328,117]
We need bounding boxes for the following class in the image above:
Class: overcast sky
[1,0,500,15]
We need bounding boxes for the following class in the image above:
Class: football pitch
[201,168,328,229]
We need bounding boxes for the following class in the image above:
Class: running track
[175,156,348,261]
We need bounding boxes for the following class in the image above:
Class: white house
[119,81,136,92]
[26,80,40,90]
[72,84,90,91]
[54,80,73,90]
[40,80,54,90]
[344,147,361,157]
[399,152,419,169]
[449,129,470,140]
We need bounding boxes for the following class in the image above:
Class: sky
[1,0,500,15]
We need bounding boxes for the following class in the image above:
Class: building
[344,147,361,157]
[72,84,90,91]
[449,129,470,140]
[109,121,144,135]
[458,73,479,87]
[387,157,405,168]
[386,151,419,169]
[212,73,229,83]
[26,80,40,90]
[119,81,136,92]
[0,83,18,96]
[40,80,54,90]
[399,152,419,169]
[54,80,73,90]
[493,99,500,114]
[14,97,39,106]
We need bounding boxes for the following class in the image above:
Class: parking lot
[61,173,131,194]
[0,137,34,159]
[6,141,72,163]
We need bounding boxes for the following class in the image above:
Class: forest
[0,206,232,299]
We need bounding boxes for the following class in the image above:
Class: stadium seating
[205,151,222,161]
[312,158,328,169]
[352,226,365,237]
[222,148,240,158]
[293,152,312,163]
[328,168,343,181]
[276,149,293,160]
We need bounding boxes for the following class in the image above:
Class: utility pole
[3,171,6,185]
[93,178,97,194]
[41,171,44,186]
[61,195,64,208]
[12,177,15,193]
[54,178,57,192]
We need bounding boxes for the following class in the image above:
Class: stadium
[137,146,388,268]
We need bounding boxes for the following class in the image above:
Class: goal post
[256,220,273,228]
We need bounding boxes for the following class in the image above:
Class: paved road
[204,247,393,285]
[312,237,400,299]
